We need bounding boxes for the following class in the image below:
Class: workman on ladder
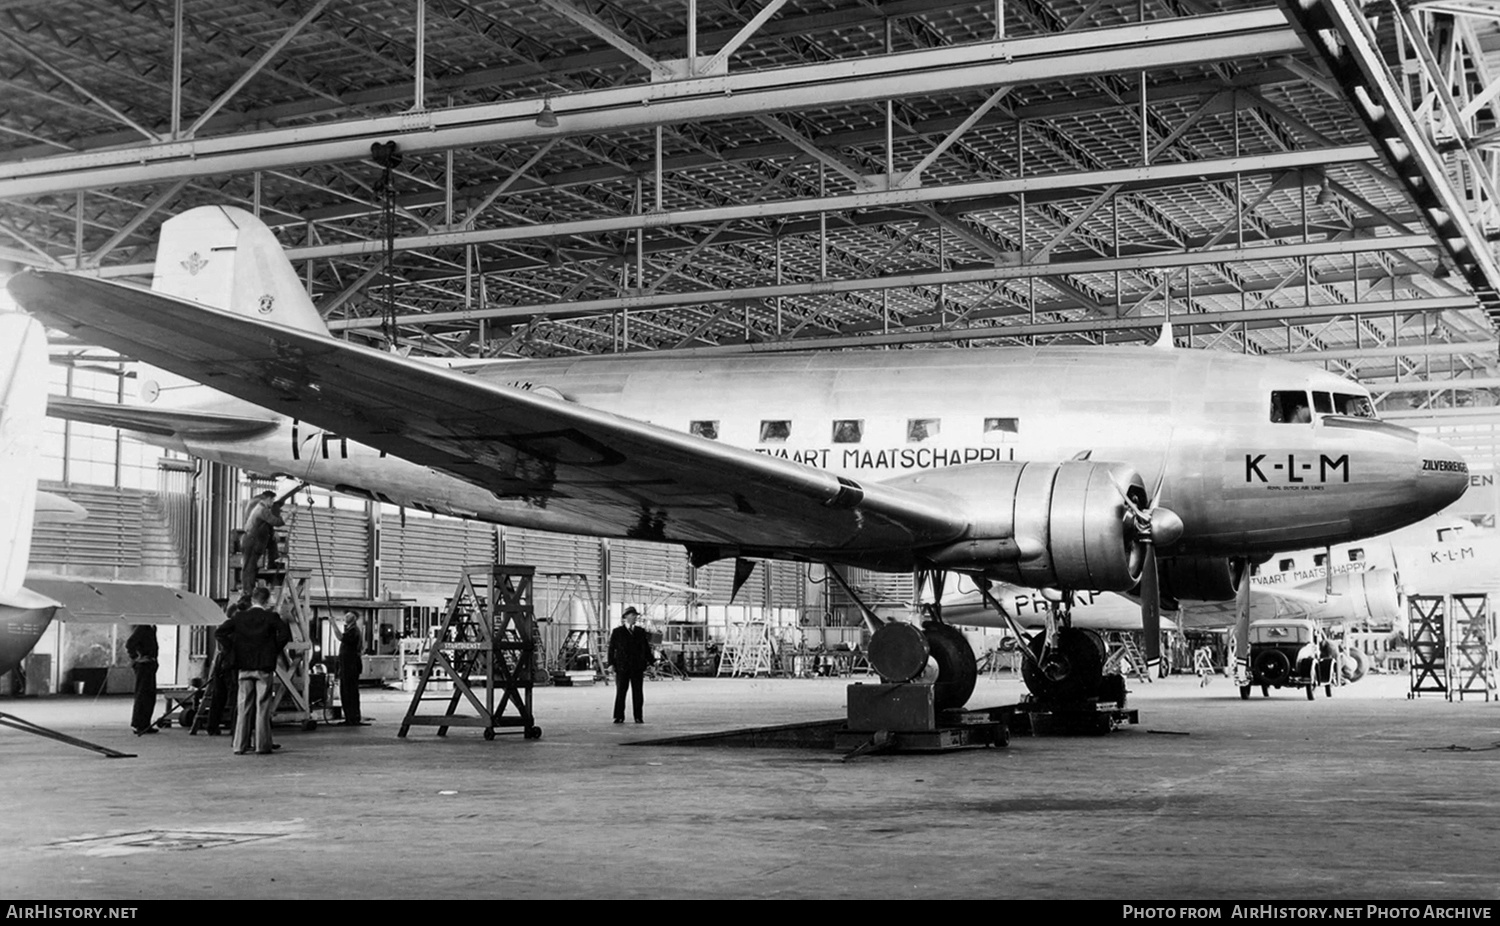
[240,490,284,591]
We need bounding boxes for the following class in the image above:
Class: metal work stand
[398,564,542,742]
[270,568,318,729]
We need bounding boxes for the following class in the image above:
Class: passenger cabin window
[907,418,940,443]
[832,419,864,444]
[1270,390,1312,424]
[1314,553,1328,567]
[983,417,1019,443]
[1348,548,1364,563]
[1333,393,1376,419]
[1313,391,1333,414]
[759,420,791,443]
[1278,559,1294,572]
[690,420,719,440]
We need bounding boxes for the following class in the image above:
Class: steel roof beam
[327,233,1437,330]
[0,10,1301,199]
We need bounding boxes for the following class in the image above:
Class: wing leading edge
[12,271,972,562]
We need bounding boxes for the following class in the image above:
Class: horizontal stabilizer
[47,394,278,439]
[24,577,224,625]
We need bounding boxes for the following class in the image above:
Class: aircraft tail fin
[0,312,48,601]
[152,205,330,337]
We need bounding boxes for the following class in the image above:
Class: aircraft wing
[47,394,278,439]
[12,271,969,559]
[24,577,224,625]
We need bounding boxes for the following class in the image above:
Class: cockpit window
[1313,391,1333,414]
[1333,393,1377,419]
[690,420,719,440]
[1270,390,1312,424]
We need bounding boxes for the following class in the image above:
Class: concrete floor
[2,670,1497,900]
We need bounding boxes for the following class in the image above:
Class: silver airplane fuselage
[144,343,1467,561]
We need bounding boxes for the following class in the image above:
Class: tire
[179,708,195,728]
[923,622,978,711]
[1325,684,1333,698]
[1261,684,1270,698]
[302,720,317,731]
[1341,650,1368,684]
[1239,685,1251,700]
[1306,684,1315,700]
[525,726,542,740]
[1252,649,1292,687]
[1022,628,1105,703]
[482,727,495,741]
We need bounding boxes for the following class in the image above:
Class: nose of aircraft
[1414,434,1470,514]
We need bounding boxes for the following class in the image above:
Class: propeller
[1112,454,1183,679]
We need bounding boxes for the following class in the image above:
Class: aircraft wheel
[923,622,977,711]
[1239,685,1251,700]
[1341,650,1368,684]
[1022,628,1104,703]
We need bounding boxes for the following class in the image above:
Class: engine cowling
[1158,555,1241,603]
[917,460,1145,592]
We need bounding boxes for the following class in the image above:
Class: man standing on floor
[607,606,652,725]
[338,610,365,726]
[215,586,291,755]
[125,624,159,736]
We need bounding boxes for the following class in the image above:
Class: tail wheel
[922,622,977,712]
[1252,649,1291,686]
[1022,628,1105,703]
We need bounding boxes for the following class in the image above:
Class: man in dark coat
[607,606,652,724]
[215,586,291,755]
[125,624,159,736]
[338,610,364,725]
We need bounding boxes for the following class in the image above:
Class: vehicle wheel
[179,708,195,728]
[1239,685,1251,700]
[1306,684,1315,700]
[1325,684,1333,698]
[1252,649,1292,687]
[1022,628,1105,703]
[482,727,495,741]
[525,726,542,740]
[923,621,978,711]
[302,720,317,731]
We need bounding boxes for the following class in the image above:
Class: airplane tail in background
[0,313,48,599]
[151,205,330,338]
[0,312,60,677]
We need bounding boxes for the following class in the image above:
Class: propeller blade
[1232,558,1252,682]
[1140,543,1162,678]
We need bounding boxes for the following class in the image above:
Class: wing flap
[47,394,279,439]
[13,271,972,559]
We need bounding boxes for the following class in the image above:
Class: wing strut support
[822,565,885,634]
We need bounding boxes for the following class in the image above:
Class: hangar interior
[3,0,1500,697]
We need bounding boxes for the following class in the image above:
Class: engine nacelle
[916,460,1145,592]
[1158,555,1241,603]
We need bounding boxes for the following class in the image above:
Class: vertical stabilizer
[152,205,330,336]
[0,313,47,598]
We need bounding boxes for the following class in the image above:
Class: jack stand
[0,711,135,758]
[834,682,1009,758]
[1010,694,1138,736]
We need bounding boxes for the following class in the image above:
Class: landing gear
[1021,627,1106,703]
[922,621,977,712]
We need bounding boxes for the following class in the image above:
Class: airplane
[1,312,222,687]
[6,204,1471,711]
